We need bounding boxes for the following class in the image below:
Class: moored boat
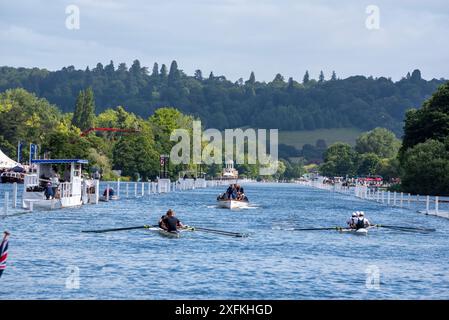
[1,171,25,184]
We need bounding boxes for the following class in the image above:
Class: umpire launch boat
[22,159,88,210]
[217,199,249,209]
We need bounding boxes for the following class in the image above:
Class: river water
[0,182,448,299]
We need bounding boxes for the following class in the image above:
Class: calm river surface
[1,182,448,299]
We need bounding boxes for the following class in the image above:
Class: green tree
[357,153,380,176]
[0,135,15,158]
[318,71,325,83]
[194,69,203,81]
[112,127,159,180]
[319,142,357,176]
[72,88,96,131]
[401,139,449,195]
[0,88,61,149]
[401,82,449,154]
[160,64,168,81]
[355,127,401,158]
[149,107,194,154]
[246,71,255,85]
[303,70,310,84]
[81,87,96,131]
[72,90,84,129]
[168,60,181,86]
[151,62,159,77]
[377,157,400,181]
[331,71,337,81]
[42,122,91,160]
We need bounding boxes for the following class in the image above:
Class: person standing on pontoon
[50,170,60,195]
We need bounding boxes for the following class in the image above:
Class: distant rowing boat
[217,199,249,209]
[99,195,119,202]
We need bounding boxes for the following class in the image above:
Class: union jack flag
[0,232,10,278]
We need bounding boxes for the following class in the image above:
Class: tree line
[0,88,292,181]
[0,62,445,135]
[319,81,449,195]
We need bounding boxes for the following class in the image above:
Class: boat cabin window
[73,164,81,177]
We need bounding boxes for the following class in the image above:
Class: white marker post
[12,182,17,209]
[95,180,100,205]
[4,192,9,216]
[435,196,439,215]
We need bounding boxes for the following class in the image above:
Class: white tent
[0,148,20,169]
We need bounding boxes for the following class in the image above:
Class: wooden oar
[276,227,343,231]
[82,225,151,233]
[374,224,435,232]
[186,225,249,237]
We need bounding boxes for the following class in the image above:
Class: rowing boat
[99,195,119,202]
[157,228,181,238]
[339,227,373,235]
[217,199,249,209]
[147,226,195,238]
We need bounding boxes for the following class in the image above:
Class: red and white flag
[0,232,10,277]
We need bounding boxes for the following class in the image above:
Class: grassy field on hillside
[279,128,362,150]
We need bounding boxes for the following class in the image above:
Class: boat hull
[217,199,249,209]
[99,195,119,202]
[156,228,180,238]
[22,192,82,210]
[339,228,369,235]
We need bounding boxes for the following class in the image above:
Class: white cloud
[0,0,448,81]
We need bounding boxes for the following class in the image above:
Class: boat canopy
[31,159,88,164]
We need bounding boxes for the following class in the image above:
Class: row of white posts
[1,178,230,213]
[97,178,227,203]
[353,185,441,215]
[2,182,19,215]
[297,179,445,217]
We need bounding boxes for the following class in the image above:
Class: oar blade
[376,224,436,232]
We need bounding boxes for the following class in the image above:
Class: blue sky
[1,0,448,81]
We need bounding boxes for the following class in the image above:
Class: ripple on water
[0,182,448,299]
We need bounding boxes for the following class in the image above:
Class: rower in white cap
[347,212,359,229]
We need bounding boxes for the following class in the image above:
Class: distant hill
[279,128,362,150]
[0,61,445,135]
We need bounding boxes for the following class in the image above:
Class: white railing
[297,179,449,220]
[59,182,72,198]
[24,174,39,186]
